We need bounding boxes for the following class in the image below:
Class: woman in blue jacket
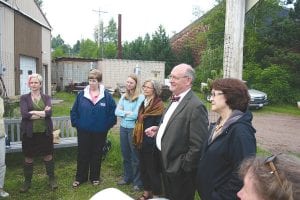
[196,78,256,200]
[71,69,116,187]
[115,74,144,191]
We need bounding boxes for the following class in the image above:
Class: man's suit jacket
[160,90,209,174]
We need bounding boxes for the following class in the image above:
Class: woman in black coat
[196,78,256,200]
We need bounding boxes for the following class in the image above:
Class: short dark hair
[211,78,250,112]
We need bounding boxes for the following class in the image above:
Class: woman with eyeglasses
[133,80,164,200]
[71,69,117,187]
[196,78,256,200]
[115,74,145,191]
[238,154,300,200]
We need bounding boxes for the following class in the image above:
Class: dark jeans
[75,130,107,183]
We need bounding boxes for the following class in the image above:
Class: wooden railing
[4,116,77,153]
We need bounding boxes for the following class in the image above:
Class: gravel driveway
[252,113,300,154]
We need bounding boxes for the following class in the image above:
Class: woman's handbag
[53,129,61,144]
[102,139,112,161]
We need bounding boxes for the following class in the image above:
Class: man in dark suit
[145,63,209,200]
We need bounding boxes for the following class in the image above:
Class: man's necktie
[171,95,180,102]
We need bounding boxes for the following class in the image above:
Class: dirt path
[252,113,300,154]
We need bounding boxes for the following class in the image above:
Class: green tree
[243,0,300,103]
[104,42,117,58]
[79,39,99,58]
[122,34,153,60]
[150,25,175,75]
[290,0,300,20]
[249,65,293,104]
[72,40,81,55]
[93,18,118,58]
[51,34,65,49]
[104,18,118,44]
[193,1,225,86]
[195,46,223,85]
[51,47,65,59]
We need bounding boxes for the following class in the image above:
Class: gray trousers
[0,137,6,188]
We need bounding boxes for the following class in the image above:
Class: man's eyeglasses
[167,75,188,80]
[142,85,153,90]
[264,154,283,187]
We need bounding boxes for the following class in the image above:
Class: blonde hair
[124,74,141,101]
[28,73,43,86]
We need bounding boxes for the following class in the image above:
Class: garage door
[20,56,36,94]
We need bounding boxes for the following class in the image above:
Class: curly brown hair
[211,78,250,112]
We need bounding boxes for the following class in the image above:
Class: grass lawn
[5,132,144,200]
[252,104,300,116]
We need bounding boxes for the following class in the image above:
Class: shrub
[245,64,295,104]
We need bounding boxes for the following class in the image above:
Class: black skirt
[22,132,53,157]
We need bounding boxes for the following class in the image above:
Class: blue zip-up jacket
[70,85,117,133]
[115,94,144,128]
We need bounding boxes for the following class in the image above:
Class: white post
[223,0,246,79]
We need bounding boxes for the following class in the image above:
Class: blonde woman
[20,73,57,192]
[115,74,144,191]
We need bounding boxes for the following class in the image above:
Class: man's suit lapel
[163,90,193,135]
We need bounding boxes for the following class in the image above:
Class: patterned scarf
[133,97,164,149]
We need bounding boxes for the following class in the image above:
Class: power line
[93,8,107,58]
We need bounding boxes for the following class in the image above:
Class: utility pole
[117,14,122,59]
[93,8,107,59]
[223,0,260,79]
[223,0,246,79]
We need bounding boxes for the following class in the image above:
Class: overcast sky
[42,0,217,46]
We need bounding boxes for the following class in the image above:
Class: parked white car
[206,88,268,109]
[248,89,268,109]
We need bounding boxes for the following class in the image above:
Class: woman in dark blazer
[196,78,256,200]
[20,73,57,192]
[133,80,164,200]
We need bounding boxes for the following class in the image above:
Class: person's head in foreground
[238,154,300,200]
